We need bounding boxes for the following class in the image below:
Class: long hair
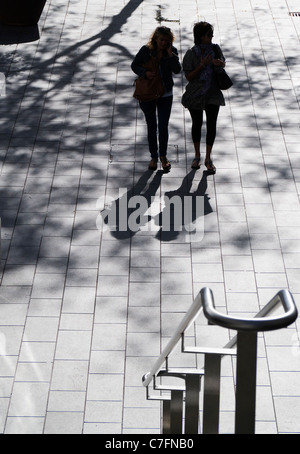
[147,26,175,50]
[193,22,214,45]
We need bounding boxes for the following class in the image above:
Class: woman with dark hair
[131,27,181,171]
[182,22,226,172]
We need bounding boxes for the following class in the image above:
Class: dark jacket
[131,45,181,93]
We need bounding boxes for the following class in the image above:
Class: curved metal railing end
[201,287,298,332]
[142,287,298,389]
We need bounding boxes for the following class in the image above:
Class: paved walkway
[0,0,300,434]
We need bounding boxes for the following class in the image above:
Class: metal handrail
[143,287,298,434]
[142,291,204,388]
[143,287,298,389]
[201,287,298,332]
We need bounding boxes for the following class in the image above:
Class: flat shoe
[148,158,158,171]
[160,157,171,172]
[205,159,216,173]
[191,157,201,169]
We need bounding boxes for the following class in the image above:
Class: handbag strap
[213,44,226,64]
[213,44,220,59]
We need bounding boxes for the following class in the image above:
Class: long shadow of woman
[155,169,213,242]
[100,169,163,239]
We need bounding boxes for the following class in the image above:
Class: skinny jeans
[139,95,173,159]
[189,104,220,146]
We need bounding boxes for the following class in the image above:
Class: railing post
[185,374,201,434]
[162,399,171,434]
[235,331,257,434]
[170,390,184,434]
[202,354,221,434]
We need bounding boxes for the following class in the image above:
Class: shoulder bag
[213,44,233,90]
[133,56,164,102]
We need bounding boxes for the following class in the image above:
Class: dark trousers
[189,104,220,146]
[140,96,173,159]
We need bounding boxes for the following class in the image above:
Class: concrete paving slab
[0,0,300,435]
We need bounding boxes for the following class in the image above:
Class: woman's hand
[213,58,225,67]
[192,54,213,73]
[200,54,213,67]
[167,43,173,57]
[186,53,221,81]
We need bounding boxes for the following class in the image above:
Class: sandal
[148,158,158,171]
[205,159,216,173]
[191,157,201,169]
[160,156,171,172]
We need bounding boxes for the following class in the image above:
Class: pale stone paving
[0,0,299,434]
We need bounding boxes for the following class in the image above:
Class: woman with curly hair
[132,26,181,172]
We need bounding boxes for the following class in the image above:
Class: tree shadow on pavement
[0,0,144,267]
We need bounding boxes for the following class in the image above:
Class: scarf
[192,44,215,95]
